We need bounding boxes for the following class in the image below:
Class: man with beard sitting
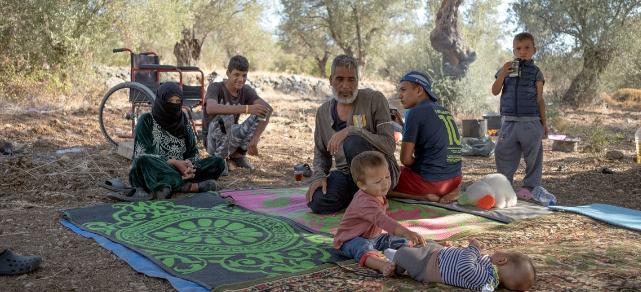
[306,55,399,214]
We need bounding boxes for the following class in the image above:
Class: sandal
[100,178,133,193]
[105,188,152,202]
[179,180,219,193]
[152,187,172,200]
[198,180,219,192]
[0,249,42,275]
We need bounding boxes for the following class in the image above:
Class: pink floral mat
[221,187,500,240]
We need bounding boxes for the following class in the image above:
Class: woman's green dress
[129,113,225,193]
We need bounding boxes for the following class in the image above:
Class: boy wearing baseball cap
[390,71,462,203]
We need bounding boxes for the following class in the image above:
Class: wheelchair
[98,48,205,147]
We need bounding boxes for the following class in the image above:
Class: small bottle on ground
[635,127,641,164]
[532,186,557,207]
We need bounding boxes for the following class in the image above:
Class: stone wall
[96,66,395,100]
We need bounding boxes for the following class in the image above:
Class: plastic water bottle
[532,186,557,207]
[384,248,397,262]
[634,128,641,164]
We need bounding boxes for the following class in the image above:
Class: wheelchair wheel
[98,82,155,147]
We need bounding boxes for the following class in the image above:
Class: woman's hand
[170,159,196,180]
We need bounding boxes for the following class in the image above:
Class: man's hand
[327,128,349,155]
[249,104,270,118]
[306,178,327,203]
[543,125,549,139]
[247,137,259,156]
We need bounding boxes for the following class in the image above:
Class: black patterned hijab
[152,82,186,138]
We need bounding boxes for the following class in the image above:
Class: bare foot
[381,261,396,277]
[426,194,441,202]
[438,187,460,204]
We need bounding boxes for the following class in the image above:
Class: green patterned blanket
[62,193,344,290]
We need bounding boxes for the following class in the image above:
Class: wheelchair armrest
[137,64,177,70]
[177,66,202,72]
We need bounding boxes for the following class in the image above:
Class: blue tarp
[549,204,641,232]
[60,219,208,292]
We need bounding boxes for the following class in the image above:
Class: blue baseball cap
[400,71,438,102]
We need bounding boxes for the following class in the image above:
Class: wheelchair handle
[113,48,131,53]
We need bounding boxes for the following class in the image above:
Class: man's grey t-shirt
[202,81,259,138]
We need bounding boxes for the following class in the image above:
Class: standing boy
[491,32,553,202]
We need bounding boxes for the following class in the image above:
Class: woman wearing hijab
[129,82,225,199]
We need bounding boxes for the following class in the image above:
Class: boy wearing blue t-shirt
[491,32,549,201]
[391,71,462,204]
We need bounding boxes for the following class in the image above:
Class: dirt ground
[1,89,640,291]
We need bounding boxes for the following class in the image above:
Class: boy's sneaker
[221,159,229,176]
[516,187,533,200]
[230,156,255,170]
[532,186,557,206]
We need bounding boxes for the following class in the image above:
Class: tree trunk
[352,5,365,70]
[429,0,476,79]
[315,51,329,78]
[562,46,613,107]
[173,29,201,66]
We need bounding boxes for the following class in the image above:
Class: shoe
[152,187,171,199]
[197,179,219,192]
[230,156,255,170]
[516,187,533,200]
[0,249,42,275]
[221,159,229,176]
[105,188,152,202]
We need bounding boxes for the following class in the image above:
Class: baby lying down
[388,239,535,291]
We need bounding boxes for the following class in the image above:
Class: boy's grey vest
[500,60,541,117]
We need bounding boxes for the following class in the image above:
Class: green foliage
[599,16,641,92]
[570,120,626,153]
[0,0,274,104]
[0,0,118,101]
[278,0,418,77]
[104,0,190,64]
[0,0,112,72]
[279,0,337,77]
[383,0,506,116]
[3,0,640,113]
[512,0,641,106]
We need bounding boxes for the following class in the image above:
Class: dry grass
[603,88,641,110]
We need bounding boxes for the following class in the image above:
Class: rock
[106,76,126,89]
[605,150,624,160]
[600,167,614,174]
[59,154,72,163]
[1,140,13,155]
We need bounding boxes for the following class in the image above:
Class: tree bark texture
[430,0,476,79]
[173,29,202,67]
[315,51,330,78]
[562,46,613,106]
